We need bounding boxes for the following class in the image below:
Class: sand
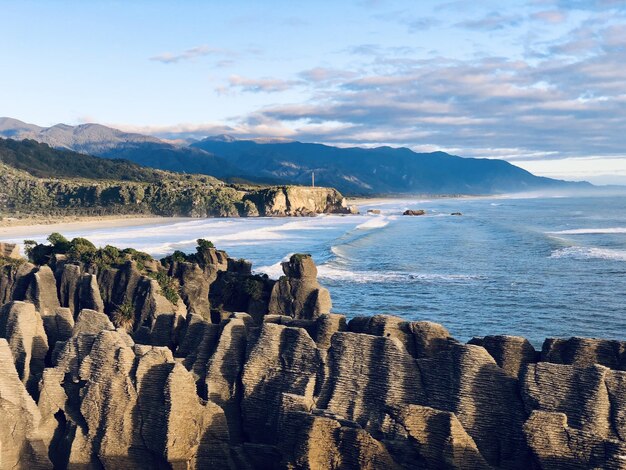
[0,215,192,241]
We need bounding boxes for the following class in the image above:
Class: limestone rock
[418,343,530,468]
[0,242,21,259]
[0,339,51,469]
[72,308,115,336]
[242,323,321,443]
[268,254,331,320]
[0,301,48,395]
[169,261,211,316]
[206,316,249,442]
[522,362,615,439]
[318,332,423,438]
[542,337,626,370]
[277,411,401,470]
[469,334,537,377]
[523,410,626,469]
[25,265,60,316]
[390,404,490,469]
[0,260,36,305]
[41,307,74,350]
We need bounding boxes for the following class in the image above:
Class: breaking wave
[316,265,482,284]
[549,227,626,235]
[550,246,626,262]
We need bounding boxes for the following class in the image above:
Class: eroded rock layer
[0,241,624,469]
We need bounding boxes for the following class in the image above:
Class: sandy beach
[0,215,192,241]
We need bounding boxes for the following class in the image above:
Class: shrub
[148,271,180,306]
[112,301,135,332]
[243,278,264,301]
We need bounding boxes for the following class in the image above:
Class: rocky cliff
[0,161,354,218]
[0,138,356,218]
[0,238,624,469]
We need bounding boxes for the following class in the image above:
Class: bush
[67,237,97,263]
[243,278,264,301]
[112,301,135,331]
[148,271,180,306]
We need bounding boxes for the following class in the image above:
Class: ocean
[5,194,625,346]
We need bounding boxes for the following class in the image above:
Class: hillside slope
[0,138,353,218]
[193,138,590,195]
[1,118,592,195]
[0,118,236,179]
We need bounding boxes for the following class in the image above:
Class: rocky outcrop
[0,301,48,395]
[1,156,357,218]
[245,186,357,217]
[0,339,51,469]
[0,242,20,259]
[0,237,624,469]
[403,209,426,216]
[268,254,332,320]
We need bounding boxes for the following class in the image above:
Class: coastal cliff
[0,138,356,218]
[0,162,353,218]
[0,238,624,469]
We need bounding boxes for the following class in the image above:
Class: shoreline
[0,215,193,241]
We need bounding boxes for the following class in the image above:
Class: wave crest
[550,246,626,261]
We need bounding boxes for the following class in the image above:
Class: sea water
[5,194,625,346]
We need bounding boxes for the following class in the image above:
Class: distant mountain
[0,137,220,183]
[0,118,237,179]
[192,138,590,195]
[0,118,592,195]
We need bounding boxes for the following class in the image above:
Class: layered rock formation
[0,237,624,469]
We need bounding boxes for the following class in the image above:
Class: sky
[2,0,626,184]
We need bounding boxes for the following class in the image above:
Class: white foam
[316,265,481,283]
[549,227,626,235]
[355,216,389,230]
[254,253,294,278]
[550,246,626,261]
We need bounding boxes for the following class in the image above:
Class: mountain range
[0,117,591,195]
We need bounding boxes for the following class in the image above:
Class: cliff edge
[0,238,623,469]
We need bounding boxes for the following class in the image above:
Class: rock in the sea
[451,212,463,216]
[367,209,381,215]
[403,209,426,216]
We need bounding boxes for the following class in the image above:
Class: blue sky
[2,0,626,184]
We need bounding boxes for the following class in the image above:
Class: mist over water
[6,194,625,346]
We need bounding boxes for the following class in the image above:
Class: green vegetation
[0,255,26,274]
[161,239,218,268]
[147,271,180,305]
[25,233,182,307]
[112,301,135,332]
[243,278,265,301]
[24,233,153,270]
[0,138,176,182]
[291,253,312,262]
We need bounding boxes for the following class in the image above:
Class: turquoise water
[5,194,625,346]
